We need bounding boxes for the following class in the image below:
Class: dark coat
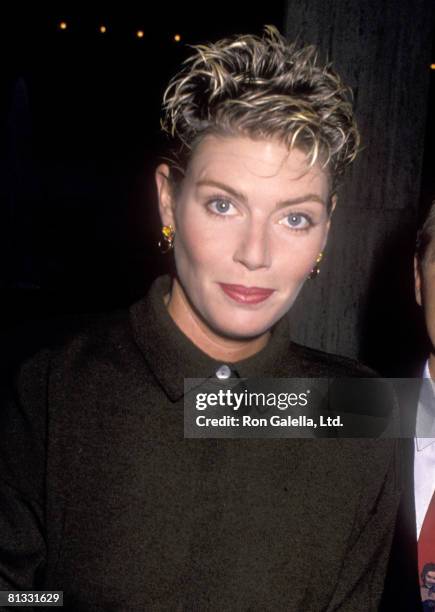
[0,275,401,611]
[380,375,423,611]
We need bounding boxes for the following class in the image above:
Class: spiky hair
[160,25,360,193]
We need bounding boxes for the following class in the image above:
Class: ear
[414,255,422,306]
[155,163,176,229]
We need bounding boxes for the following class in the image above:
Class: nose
[232,218,272,271]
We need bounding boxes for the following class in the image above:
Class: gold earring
[308,252,323,279]
[158,225,175,253]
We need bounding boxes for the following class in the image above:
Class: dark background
[1,2,434,375]
[1,4,285,298]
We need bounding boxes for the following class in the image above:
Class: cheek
[421,284,435,348]
[174,209,221,268]
[423,278,435,311]
[175,206,240,268]
[272,229,326,277]
[425,290,435,330]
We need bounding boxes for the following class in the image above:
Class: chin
[208,314,275,340]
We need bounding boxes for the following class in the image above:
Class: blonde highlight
[160,25,360,194]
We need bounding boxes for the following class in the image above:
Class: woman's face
[156,134,334,339]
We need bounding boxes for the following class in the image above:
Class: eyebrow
[195,179,326,208]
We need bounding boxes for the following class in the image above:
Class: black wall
[284,0,434,375]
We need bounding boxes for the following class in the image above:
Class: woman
[0,26,400,610]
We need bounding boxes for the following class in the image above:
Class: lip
[218,283,275,304]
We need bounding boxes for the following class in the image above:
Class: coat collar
[129,275,292,402]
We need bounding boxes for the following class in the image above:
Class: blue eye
[207,199,235,215]
[282,213,312,230]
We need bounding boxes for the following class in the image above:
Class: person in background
[381,201,435,610]
[0,25,400,610]
[414,203,435,610]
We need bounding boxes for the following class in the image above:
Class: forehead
[186,134,330,194]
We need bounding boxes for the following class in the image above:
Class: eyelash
[280,213,314,233]
[204,196,314,232]
[205,197,236,218]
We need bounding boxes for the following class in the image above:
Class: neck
[166,277,271,362]
[429,354,435,379]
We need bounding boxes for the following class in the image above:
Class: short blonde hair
[160,25,360,196]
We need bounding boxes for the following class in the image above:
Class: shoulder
[58,308,133,360]
[10,306,143,398]
[287,342,400,439]
[288,341,377,377]
[2,307,155,452]
[46,308,148,388]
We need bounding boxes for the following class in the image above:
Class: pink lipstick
[218,283,275,304]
